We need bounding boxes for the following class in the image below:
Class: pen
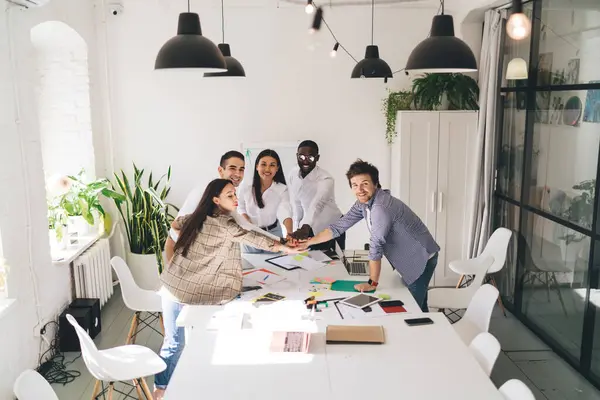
[264,275,269,281]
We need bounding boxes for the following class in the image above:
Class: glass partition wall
[494,0,600,387]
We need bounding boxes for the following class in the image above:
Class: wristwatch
[368,279,379,287]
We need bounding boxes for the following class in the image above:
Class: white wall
[0,0,484,395]
[31,21,97,180]
[106,0,474,249]
[0,0,110,397]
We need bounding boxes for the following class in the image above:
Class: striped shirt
[328,189,440,285]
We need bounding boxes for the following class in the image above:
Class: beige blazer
[160,214,276,305]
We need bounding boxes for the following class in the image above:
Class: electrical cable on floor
[36,321,82,385]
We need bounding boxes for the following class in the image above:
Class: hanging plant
[411,73,479,111]
[381,89,413,144]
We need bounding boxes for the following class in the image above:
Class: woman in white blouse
[238,149,293,253]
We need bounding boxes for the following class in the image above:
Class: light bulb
[506,12,531,40]
[305,2,314,14]
[330,42,339,58]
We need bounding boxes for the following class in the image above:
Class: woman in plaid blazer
[154,179,297,398]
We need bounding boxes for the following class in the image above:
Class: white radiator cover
[72,238,114,308]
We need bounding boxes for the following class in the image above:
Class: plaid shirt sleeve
[172,215,191,231]
[225,218,277,251]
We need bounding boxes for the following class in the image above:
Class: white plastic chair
[453,284,499,345]
[13,369,59,400]
[499,379,536,400]
[428,228,512,318]
[111,256,164,344]
[468,332,501,376]
[66,314,166,399]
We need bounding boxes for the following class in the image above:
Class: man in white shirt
[288,140,345,251]
[164,150,278,261]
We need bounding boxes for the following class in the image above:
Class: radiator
[72,238,114,308]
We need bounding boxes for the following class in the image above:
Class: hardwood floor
[51,286,163,400]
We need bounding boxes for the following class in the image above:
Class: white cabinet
[390,111,478,287]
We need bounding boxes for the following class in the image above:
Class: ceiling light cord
[187,0,190,13]
[221,0,225,42]
[440,0,444,15]
[371,0,375,45]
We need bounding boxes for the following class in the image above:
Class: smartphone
[404,317,434,326]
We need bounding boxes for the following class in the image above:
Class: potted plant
[52,170,119,236]
[110,164,177,290]
[47,197,69,250]
[551,179,595,263]
[382,89,413,144]
[411,73,479,111]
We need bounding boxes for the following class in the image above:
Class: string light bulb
[309,7,323,34]
[506,0,531,40]
[330,42,339,58]
[305,0,315,14]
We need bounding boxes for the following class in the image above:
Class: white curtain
[467,9,506,258]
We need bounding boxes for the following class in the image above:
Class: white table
[165,254,503,399]
[176,253,422,334]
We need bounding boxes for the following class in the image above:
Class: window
[494,0,600,384]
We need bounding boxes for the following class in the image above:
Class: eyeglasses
[297,154,316,162]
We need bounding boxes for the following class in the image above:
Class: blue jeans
[154,297,185,389]
[243,223,284,254]
[407,253,438,312]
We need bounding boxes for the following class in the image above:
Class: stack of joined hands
[282,224,313,251]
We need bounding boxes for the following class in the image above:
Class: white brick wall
[0,0,114,397]
[32,21,96,178]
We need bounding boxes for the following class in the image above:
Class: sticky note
[308,292,324,298]
[378,294,391,300]
[293,255,305,261]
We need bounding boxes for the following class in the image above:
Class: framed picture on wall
[583,82,600,123]
[537,53,553,87]
[566,58,580,84]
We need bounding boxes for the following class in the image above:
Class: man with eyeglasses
[287,140,345,251]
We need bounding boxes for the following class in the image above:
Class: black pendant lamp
[405,0,477,73]
[155,0,226,72]
[350,0,392,79]
[204,0,246,77]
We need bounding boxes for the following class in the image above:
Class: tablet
[339,293,381,309]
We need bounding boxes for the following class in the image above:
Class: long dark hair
[252,149,286,209]
[174,179,232,257]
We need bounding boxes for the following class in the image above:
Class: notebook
[330,280,375,293]
[325,325,385,344]
[270,331,311,353]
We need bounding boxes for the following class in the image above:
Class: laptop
[335,241,369,276]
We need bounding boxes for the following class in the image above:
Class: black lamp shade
[155,13,227,71]
[204,43,246,77]
[351,45,393,79]
[405,15,477,73]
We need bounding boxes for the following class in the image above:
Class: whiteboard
[240,141,300,186]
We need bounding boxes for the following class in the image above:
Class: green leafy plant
[110,164,177,273]
[47,200,68,241]
[411,73,479,111]
[57,169,122,226]
[382,89,413,144]
[566,179,595,230]
[548,179,595,245]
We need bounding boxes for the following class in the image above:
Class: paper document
[206,311,244,331]
[308,250,332,262]
[243,268,285,285]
